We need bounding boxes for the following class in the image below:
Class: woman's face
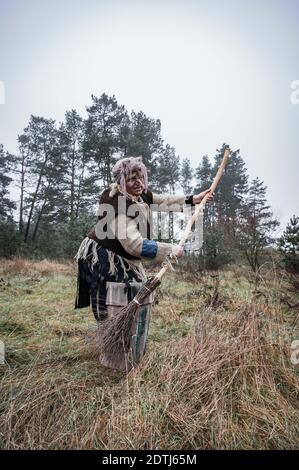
[125,171,145,197]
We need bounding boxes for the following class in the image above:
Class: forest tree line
[0,93,298,273]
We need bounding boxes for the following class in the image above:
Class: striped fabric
[105,281,155,306]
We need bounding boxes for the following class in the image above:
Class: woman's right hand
[171,244,184,258]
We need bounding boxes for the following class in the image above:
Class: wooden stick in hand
[178,146,231,247]
[156,147,231,281]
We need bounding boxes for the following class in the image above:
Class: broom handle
[156,147,231,281]
[178,146,231,247]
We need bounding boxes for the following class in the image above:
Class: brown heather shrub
[0,257,75,278]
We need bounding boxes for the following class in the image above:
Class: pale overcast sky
[0,0,298,232]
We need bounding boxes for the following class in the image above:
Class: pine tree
[15,116,61,242]
[0,144,20,256]
[194,155,213,193]
[237,177,279,274]
[278,215,299,273]
[155,145,180,242]
[124,110,163,188]
[180,158,193,194]
[15,133,31,235]
[59,110,98,221]
[194,154,214,226]
[0,144,15,221]
[85,94,129,186]
[212,145,248,235]
[157,145,180,194]
[197,152,232,270]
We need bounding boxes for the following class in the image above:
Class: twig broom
[100,146,232,364]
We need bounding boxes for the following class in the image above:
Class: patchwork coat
[75,186,194,369]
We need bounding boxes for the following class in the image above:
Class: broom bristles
[99,276,161,365]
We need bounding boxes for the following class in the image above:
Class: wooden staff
[100,146,232,365]
[156,146,231,281]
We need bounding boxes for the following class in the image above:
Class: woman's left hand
[193,189,214,205]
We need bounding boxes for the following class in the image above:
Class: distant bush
[279,215,299,273]
[0,222,22,257]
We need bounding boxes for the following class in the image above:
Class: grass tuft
[0,258,298,449]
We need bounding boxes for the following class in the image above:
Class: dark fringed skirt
[75,238,154,370]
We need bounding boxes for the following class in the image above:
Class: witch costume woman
[75,156,195,370]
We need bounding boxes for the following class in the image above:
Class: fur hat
[111,156,148,195]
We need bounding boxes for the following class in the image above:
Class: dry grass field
[0,257,298,449]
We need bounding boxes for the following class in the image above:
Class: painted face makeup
[125,171,145,197]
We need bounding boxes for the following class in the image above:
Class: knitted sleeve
[113,214,173,262]
[151,193,194,212]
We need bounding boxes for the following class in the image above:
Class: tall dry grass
[1,300,298,449]
[0,257,74,278]
[103,298,299,449]
[0,258,298,449]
